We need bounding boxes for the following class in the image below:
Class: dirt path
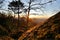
[18,22,44,40]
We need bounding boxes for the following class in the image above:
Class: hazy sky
[1,0,60,17]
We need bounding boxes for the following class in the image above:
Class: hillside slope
[0,13,39,40]
[22,12,60,40]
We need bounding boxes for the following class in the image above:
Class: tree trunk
[18,0,20,27]
[27,0,31,27]
[27,10,30,27]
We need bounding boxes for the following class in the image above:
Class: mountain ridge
[21,12,60,40]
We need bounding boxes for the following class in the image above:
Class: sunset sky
[1,0,60,18]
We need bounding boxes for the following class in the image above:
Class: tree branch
[31,0,56,6]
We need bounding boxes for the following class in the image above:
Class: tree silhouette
[8,0,24,27]
[23,0,56,27]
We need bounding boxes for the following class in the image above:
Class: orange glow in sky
[15,13,53,19]
[29,15,50,18]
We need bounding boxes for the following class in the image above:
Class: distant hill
[31,18,47,24]
[23,12,60,40]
